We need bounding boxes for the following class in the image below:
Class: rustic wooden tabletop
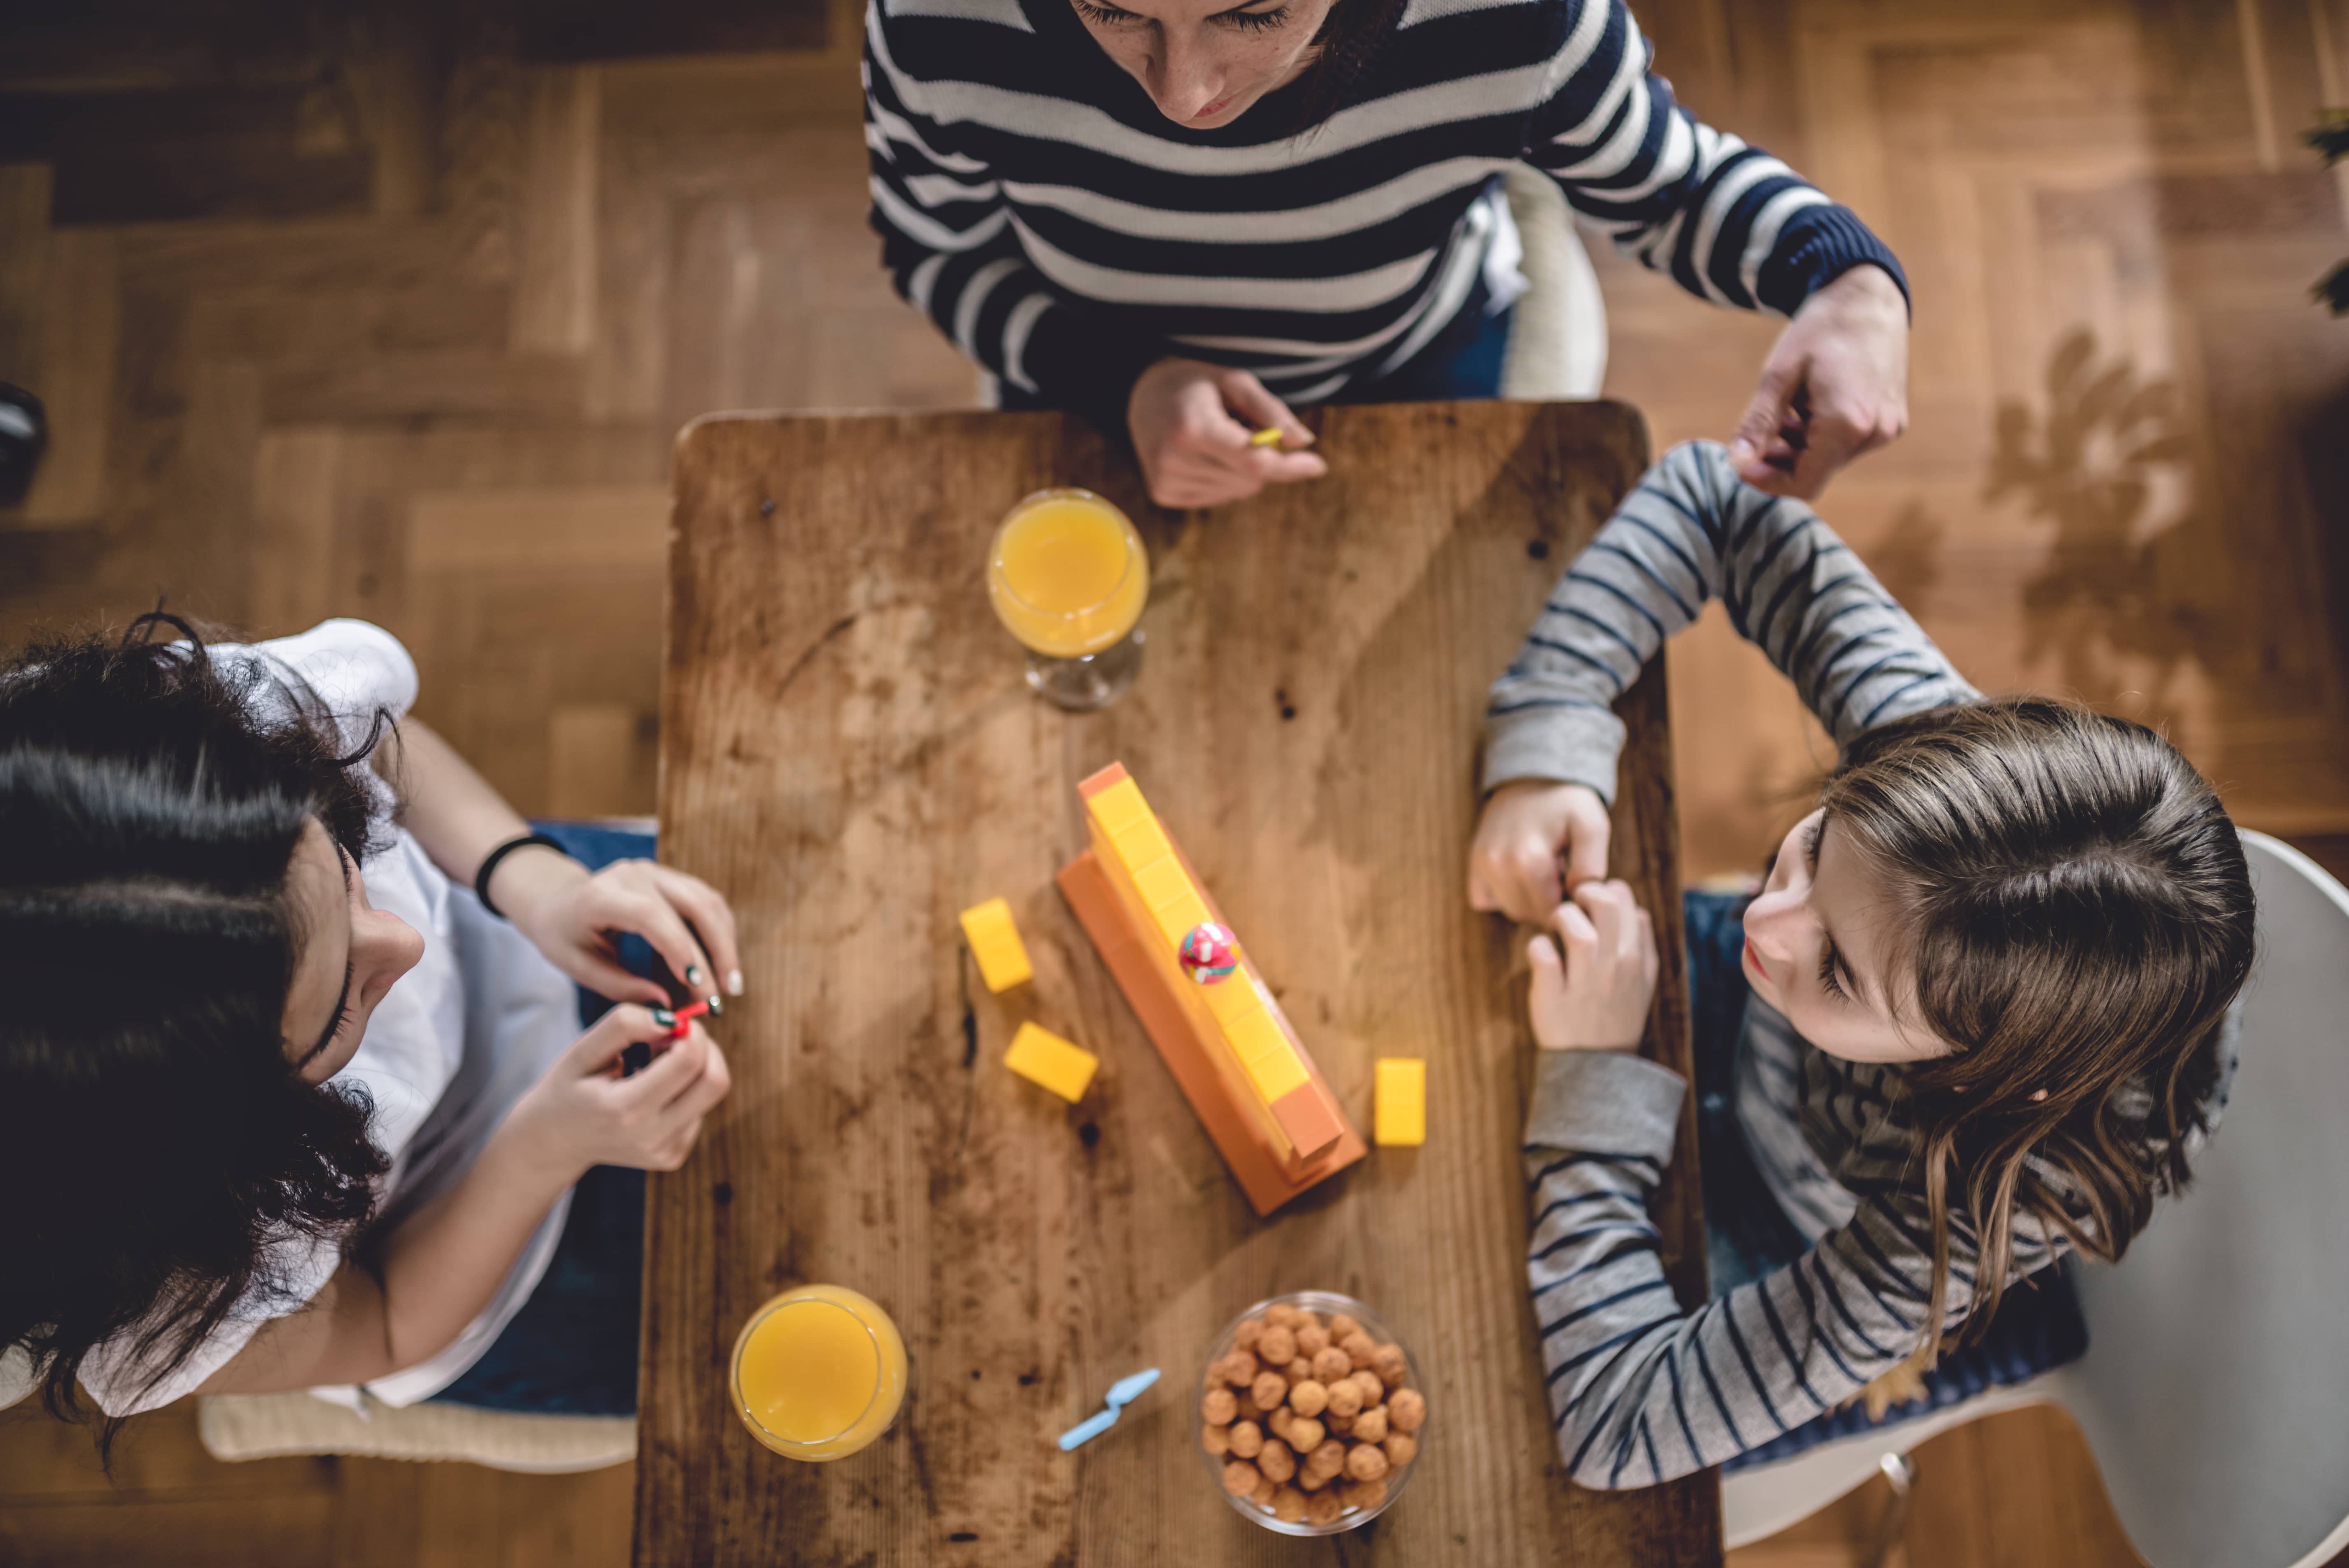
[636,402,1719,1566]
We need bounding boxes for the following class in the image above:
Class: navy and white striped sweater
[864,0,1906,412]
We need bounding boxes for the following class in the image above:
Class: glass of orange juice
[729,1284,909,1463]
[986,488,1148,711]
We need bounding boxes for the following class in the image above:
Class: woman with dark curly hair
[0,615,737,1442]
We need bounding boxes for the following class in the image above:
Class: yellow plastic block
[1110,816,1174,875]
[1201,972,1264,1026]
[1241,1045,1309,1103]
[1004,1022,1099,1103]
[973,936,1027,984]
[1375,1059,1427,1147]
[1085,776,1152,838]
[959,898,1033,992]
[1223,1006,1290,1068]
[1129,855,1194,912]
[1152,891,1213,949]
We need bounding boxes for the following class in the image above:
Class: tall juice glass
[729,1284,909,1462]
[986,488,1148,711]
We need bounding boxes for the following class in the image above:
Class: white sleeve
[242,619,419,757]
[74,1228,347,1418]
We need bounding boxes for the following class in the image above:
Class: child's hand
[498,854,744,1005]
[1526,880,1657,1052]
[507,1005,732,1176]
[1469,781,1612,923]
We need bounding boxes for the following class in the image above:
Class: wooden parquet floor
[1,0,2344,1565]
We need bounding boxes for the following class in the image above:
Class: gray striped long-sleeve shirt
[1488,440,2014,1487]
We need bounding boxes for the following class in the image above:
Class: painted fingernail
[726,969,745,997]
[652,1007,676,1028]
[705,993,725,1017]
[685,964,704,986]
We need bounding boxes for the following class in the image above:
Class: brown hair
[1293,0,1406,128]
[1818,697,2254,1360]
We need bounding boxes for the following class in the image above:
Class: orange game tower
[1056,762,1366,1215]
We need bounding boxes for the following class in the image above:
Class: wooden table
[638,402,1719,1566]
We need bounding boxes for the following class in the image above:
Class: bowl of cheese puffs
[1194,1291,1428,1535]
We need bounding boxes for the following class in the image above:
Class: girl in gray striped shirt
[1466,440,2256,1487]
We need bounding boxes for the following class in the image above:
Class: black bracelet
[475,833,570,919]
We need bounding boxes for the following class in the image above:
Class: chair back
[2056,831,2349,1568]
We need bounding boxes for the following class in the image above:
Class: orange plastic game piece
[1056,763,1365,1215]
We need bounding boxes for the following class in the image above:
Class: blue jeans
[996,280,1513,416]
[1328,274,1512,404]
[429,821,660,1417]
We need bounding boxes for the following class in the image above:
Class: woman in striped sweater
[1465,441,2256,1486]
[864,0,1911,507]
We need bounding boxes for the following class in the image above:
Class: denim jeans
[995,280,1514,414]
[428,820,659,1417]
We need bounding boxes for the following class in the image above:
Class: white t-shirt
[79,620,581,1416]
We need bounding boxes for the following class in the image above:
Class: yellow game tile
[1201,971,1263,1026]
[1129,855,1193,912]
[1223,1006,1289,1066]
[958,898,1032,992]
[1110,816,1174,875]
[1085,776,1151,838]
[1241,1045,1309,1103]
[1375,1059,1426,1147]
[1004,1022,1098,1103]
[1152,892,1213,948]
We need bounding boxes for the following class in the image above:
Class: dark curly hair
[0,613,393,1450]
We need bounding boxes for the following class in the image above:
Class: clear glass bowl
[1192,1290,1427,1537]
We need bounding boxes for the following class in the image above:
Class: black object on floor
[0,384,46,506]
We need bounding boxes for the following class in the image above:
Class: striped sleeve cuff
[1755,205,1910,319]
[1482,702,1624,805]
[1525,1049,1686,1162]
[1015,301,1168,424]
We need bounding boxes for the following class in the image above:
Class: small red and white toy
[1179,921,1240,985]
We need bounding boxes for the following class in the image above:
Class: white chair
[196,1390,633,1473]
[1498,162,1609,402]
[1723,830,2349,1568]
[2,1330,632,1474]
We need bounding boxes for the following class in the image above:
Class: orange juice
[987,489,1148,658]
[729,1284,908,1462]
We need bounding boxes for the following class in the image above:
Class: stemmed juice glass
[986,488,1148,711]
[729,1284,909,1463]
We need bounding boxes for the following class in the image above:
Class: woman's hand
[493,851,743,1006]
[1468,781,1612,923]
[507,1006,733,1175]
[1127,356,1328,509]
[1727,264,1909,500]
[1526,880,1658,1052]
